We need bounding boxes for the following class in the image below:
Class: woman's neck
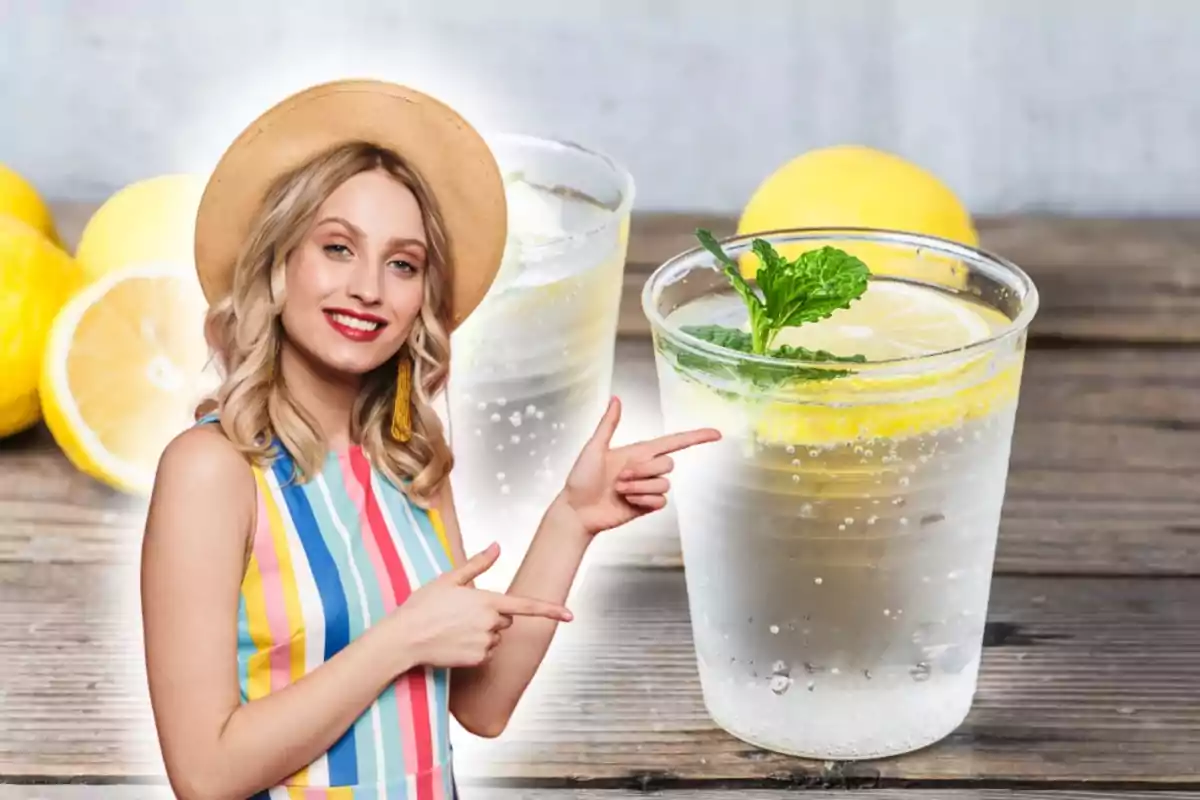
[277,340,362,450]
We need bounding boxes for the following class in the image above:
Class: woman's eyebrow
[315,217,426,252]
[315,216,362,237]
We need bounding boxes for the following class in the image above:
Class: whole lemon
[75,173,205,284]
[0,163,59,244]
[737,145,977,285]
[0,216,82,438]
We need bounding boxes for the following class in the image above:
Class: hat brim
[194,79,507,330]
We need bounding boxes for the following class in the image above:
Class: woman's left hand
[559,396,722,536]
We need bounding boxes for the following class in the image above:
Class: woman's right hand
[389,542,573,670]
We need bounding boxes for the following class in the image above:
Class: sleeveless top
[196,414,460,799]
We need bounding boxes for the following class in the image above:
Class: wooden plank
[3,342,1199,575]
[619,213,1200,344]
[2,563,1200,784]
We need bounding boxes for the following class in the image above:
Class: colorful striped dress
[197,415,459,799]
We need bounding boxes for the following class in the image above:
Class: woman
[140,80,719,800]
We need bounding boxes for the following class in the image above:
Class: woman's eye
[389,259,418,274]
[323,243,351,257]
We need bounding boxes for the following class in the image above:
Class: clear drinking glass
[641,228,1038,760]
[446,133,634,588]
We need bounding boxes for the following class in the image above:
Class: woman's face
[280,168,428,378]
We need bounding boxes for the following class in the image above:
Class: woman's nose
[346,258,383,304]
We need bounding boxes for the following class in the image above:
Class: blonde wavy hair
[197,140,455,506]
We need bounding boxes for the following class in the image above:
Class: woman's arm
[443,480,590,738]
[141,427,421,800]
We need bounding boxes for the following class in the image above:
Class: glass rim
[640,225,1041,371]
[483,130,637,250]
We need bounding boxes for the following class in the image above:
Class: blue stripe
[271,450,359,786]
[307,463,379,788]
[235,592,251,703]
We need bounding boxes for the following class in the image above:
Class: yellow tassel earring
[390,353,413,443]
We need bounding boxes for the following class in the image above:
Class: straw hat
[193,78,508,329]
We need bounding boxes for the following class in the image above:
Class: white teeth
[329,312,381,332]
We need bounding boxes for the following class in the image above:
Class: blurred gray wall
[2,0,1198,214]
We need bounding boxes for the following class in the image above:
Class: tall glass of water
[446,133,634,588]
[642,228,1038,759]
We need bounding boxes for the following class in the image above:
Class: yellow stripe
[253,468,310,786]
[428,507,456,567]
[240,551,272,701]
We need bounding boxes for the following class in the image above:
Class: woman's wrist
[547,489,593,545]
[374,607,424,678]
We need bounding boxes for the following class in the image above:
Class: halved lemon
[40,263,212,494]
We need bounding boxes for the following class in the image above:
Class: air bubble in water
[496,472,506,481]
[786,445,795,454]
[772,660,789,675]
[770,674,793,695]
[490,413,501,423]
[497,397,507,407]
[536,410,545,419]
[476,401,487,411]
[525,404,537,415]
[791,474,800,483]
[910,662,932,682]
[844,517,854,525]
[509,412,522,427]
[791,458,800,467]
[808,449,819,457]
[899,476,910,487]
[800,503,815,518]
[511,435,521,444]
[769,624,780,634]
[867,515,879,525]
[814,577,823,585]
[500,484,511,495]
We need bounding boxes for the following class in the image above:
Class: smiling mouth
[323,310,388,341]
[326,311,384,332]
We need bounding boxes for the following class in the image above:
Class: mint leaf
[671,324,866,390]
[757,245,870,346]
[696,229,771,352]
[679,230,871,387]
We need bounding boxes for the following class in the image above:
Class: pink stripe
[341,450,421,774]
[251,491,293,692]
[339,451,394,612]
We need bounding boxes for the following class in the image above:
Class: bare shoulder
[143,424,256,555]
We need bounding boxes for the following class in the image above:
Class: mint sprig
[665,230,871,389]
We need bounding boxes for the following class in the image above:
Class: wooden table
[2,210,1198,799]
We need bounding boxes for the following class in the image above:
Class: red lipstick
[323,308,388,342]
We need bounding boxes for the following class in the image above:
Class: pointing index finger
[487,591,574,622]
[647,427,723,456]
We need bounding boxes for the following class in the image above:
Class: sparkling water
[447,169,630,587]
[652,282,1028,760]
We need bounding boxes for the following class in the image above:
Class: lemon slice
[40,263,211,494]
[767,281,1002,362]
[672,281,1025,447]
